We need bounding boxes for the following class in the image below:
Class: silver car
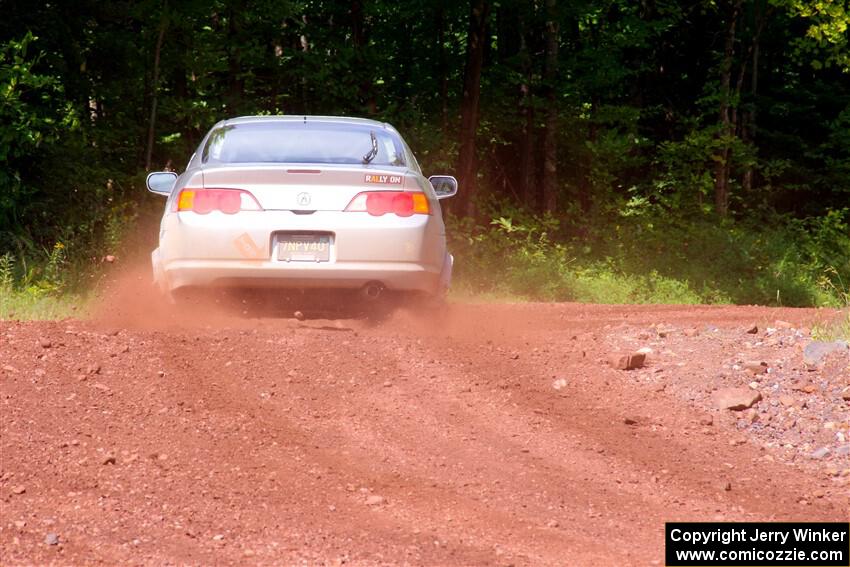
[146,116,457,310]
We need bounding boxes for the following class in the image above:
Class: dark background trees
[1,0,848,305]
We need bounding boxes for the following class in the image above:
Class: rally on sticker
[364,174,403,184]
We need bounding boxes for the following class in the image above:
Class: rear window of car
[201,121,406,166]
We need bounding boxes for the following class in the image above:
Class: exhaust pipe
[360,282,384,301]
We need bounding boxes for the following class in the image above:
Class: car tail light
[173,189,262,214]
[344,191,430,217]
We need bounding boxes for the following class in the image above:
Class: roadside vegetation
[449,205,850,307]
[1,1,849,318]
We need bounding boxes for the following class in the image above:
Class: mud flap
[151,248,174,302]
[438,253,453,297]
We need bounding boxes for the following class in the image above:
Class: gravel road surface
[1,297,848,565]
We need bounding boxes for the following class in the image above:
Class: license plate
[277,235,331,262]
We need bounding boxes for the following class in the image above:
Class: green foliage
[779,0,850,71]
[0,288,89,320]
[821,312,850,341]
[449,205,850,307]
[0,32,78,233]
[0,252,14,289]
[0,241,64,297]
[0,239,89,321]
[0,33,74,161]
[0,29,141,295]
[41,242,66,293]
[0,0,848,313]
[811,287,849,341]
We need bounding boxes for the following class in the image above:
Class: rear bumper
[159,258,442,294]
[153,209,451,296]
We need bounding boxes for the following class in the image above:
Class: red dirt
[1,292,848,565]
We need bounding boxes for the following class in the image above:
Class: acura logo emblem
[297,192,311,206]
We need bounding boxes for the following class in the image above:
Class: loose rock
[45,533,59,546]
[712,388,762,411]
[803,341,848,367]
[610,352,646,370]
[743,361,768,375]
[810,447,831,460]
[365,494,385,506]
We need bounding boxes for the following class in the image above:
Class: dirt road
[1,300,848,565]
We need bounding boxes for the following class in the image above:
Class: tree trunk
[742,1,765,193]
[714,0,741,217]
[518,14,535,209]
[226,6,244,113]
[455,0,490,218]
[351,0,377,114]
[297,16,310,115]
[435,4,449,134]
[731,56,748,138]
[542,0,559,213]
[145,6,168,172]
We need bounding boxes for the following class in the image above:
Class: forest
[1,0,849,313]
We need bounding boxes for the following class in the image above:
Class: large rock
[779,395,796,407]
[365,494,386,506]
[610,352,646,370]
[803,341,848,367]
[712,387,762,411]
[810,447,831,460]
[743,361,768,375]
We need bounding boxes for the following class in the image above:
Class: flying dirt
[1,274,848,565]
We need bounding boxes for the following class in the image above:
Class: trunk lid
[194,164,416,211]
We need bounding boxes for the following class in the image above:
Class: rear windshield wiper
[362,131,379,164]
